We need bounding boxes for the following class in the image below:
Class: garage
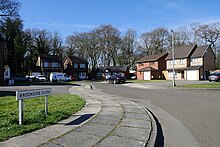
[144,71,151,80]
[186,70,198,80]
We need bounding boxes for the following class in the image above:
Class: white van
[50,73,71,82]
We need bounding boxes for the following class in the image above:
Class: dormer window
[80,64,86,68]
[44,62,49,67]
[191,58,199,63]
[179,59,184,64]
[74,63,78,68]
[52,62,59,67]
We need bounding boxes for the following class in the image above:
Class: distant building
[164,44,215,80]
[31,54,62,79]
[64,56,89,80]
[136,53,168,80]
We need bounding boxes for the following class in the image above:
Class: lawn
[126,79,168,83]
[178,82,220,88]
[0,94,85,141]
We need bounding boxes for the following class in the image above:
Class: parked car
[10,75,30,83]
[25,75,36,82]
[107,75,126,84]
[50,73,71,82]
[208,72,220,82]
[37,75,47,81]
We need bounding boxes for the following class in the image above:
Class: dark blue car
[107,75,126,84]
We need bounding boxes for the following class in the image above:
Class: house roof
[137,66,158,72]
[40,54,60,62]
[191,45,209,58]
[97,66,129,73]
[136,52,168,63]
[68,56,88,64]
[166,44,197,60]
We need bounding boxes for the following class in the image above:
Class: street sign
[16,88,51,100]
[16,88,52,125]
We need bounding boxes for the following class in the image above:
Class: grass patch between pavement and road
[0,94,85,141]
[177,82,220,88]
[126,79,168,83]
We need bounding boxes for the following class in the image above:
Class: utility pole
[171,30,176,87]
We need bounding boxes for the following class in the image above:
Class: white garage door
[144,71,151,80]
[187,70,198,80]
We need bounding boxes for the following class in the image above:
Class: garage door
[144,71,151,80]
[187,70,198,80]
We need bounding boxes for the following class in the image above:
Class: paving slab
[95,135,145,147]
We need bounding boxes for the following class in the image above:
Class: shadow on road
[147,109,164,147]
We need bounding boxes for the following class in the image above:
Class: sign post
[16,88,52,125]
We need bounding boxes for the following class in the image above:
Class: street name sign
[16,88,52,125]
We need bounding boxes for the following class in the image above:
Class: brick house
[136,53,168,80]
[164,44,215,80]
[32,54,62,79]
[64,56,88,80]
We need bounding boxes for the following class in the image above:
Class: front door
[181,71,184,79]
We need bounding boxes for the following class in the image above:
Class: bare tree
[97,24,121,66]
[0,0,20,18]
[140,27,169,55]
[195,22,220,56]
[119,29,137,69]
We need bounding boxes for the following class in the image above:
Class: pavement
[0,84,157,147]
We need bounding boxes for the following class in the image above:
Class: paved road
[92,82,220,147]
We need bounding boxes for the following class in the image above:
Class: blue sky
[20,0,220,38]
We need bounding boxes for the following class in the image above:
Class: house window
[168,71,177,78]
[52,62,59,67]
[191,58,199,63]
[80,64,86,68]
[179,59,184,64]
[79,72,87,79]
[169,60,176,65]
[44,62,49,67]
[73,63,78,68]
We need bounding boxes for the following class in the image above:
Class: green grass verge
[0,94,85,141]
[126,79,168,83]
[177,82,220,88]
